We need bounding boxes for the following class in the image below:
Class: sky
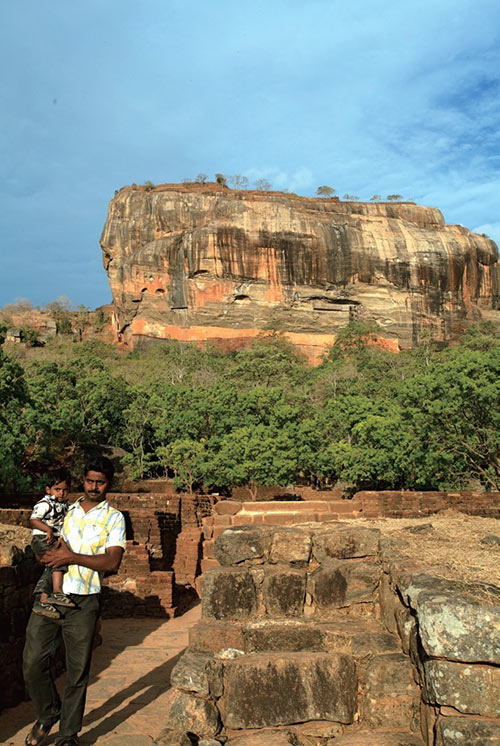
[1,0,500,309]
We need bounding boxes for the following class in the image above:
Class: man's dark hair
[46,468,71,488]
[84,456,115,483]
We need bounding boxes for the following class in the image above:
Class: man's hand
[42,538,75,568]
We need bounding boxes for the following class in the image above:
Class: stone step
[225,728,424,745]
[222,652,358,730]
[329,730,424,745]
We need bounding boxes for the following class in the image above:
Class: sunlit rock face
[100,183,500,360]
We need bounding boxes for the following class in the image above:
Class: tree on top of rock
[215,173,227,187]
[316,185,336,198]
[387,194,403,201]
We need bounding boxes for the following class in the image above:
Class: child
[30,468,76,618]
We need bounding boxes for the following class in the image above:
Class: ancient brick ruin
[1,489,499,744]
[161,520,500,746]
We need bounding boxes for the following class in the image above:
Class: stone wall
[200,491,500,573]
[159,521,500,746]
[0,525,43,712]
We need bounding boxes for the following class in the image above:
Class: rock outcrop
[101,183,500,359]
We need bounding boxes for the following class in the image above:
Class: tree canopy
[1,324,499,494]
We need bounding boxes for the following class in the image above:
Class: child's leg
[52,570,63,594]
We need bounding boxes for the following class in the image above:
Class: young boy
[30,469,76,618]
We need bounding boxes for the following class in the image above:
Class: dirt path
[0,604,201,746]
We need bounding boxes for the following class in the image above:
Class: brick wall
[200,491,500,573]
[0,527,43,711]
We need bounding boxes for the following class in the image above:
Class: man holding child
[23,456,126,746]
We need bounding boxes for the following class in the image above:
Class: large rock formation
[101,183,500,359]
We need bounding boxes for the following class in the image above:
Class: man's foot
[45,592,77,608]
[32,601,60,619]
[25,720,55,745]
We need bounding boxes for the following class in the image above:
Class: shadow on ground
[0,609,187,744]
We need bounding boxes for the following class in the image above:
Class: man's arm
[42,538,124,573]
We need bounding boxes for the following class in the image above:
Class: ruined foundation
[161,521,500,746]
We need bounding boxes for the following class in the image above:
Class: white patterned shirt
[31,495,69,536]
[61,497,126,595]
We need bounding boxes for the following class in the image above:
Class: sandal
[32,601,60,619]
[25,720,54,746]
[45,592,77,608]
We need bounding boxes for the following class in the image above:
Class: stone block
[378,573,399,635]
[331,732,424,745]
[189,620,246,654]
[435,715,500,745]
[263,568,306,617]
[215,500,242,515]
[226,731,303,746]
[223,652,357,729]
[214,526,273,566]
[202,568,258,621]
[313,527,380,560]
[309,559,380,614]
[244,620,324,652]
[269,529,312,565]
[170,651,223,698]
[417,594,500,665]
[424,659,500,718]
[361,653,420,729]
[155,728,195,746]
[162,688,220,738]
[293,720,344,739]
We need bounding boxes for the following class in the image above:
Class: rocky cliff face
[101,183,500,359]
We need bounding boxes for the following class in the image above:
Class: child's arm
[30,518,55,544]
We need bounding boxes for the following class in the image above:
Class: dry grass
[347,511,500,587]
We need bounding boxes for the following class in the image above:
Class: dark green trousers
[23,593,100,744]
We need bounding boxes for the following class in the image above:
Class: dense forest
[0,322,499,495]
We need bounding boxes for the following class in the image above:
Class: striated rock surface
[101,183,500,359]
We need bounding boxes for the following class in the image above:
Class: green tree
[215,173,227,187]
[157,438,207,492]
[386,194,403,201]
[204,425,297,499]
[316,186,336,198]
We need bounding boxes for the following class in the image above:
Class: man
[23,457,126,746]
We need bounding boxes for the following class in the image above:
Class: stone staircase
[159,523,427,745]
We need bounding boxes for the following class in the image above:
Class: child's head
[46,468,71,501]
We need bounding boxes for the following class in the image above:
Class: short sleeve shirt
[30,496,68,535]
[61,498,126,595]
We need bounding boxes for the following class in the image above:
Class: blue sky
[1,0,500,308]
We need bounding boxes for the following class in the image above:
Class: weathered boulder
[423,659,500,718]
[170,651,223,698]
[435,715,500,745]
[361,653,420,729]
[269,529,312,565]
[0,525,32,565]
[263,568,306,617]
[202,568,258,621]
[312,527,380,561]
[214,526,273,566]
[309,559,380,613]
[417,594,500,665]
[223,652,357,729]
[161,689,220,737]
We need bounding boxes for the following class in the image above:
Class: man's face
[47,481,69,502]
[83,470,110,502]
